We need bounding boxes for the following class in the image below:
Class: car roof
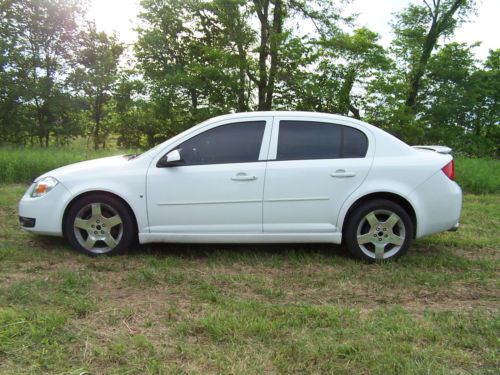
[209,111,353,122]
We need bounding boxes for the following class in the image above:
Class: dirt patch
[453,247,499,260]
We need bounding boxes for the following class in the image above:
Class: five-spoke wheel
[65,194,135,256]
[344,199,413,261]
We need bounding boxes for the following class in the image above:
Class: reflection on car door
[146,119,272,233]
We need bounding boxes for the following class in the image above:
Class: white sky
[87,0,499,61]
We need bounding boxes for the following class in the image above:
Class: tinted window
[177,121,265,165]
[277,121,341,160]
[277,120,368,160]
[342,126,368,158]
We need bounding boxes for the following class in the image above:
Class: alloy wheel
[356,209,406,260]
[73,202,123,254]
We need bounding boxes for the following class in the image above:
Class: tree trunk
[265,0,284,110]
[236,46,248,112]
[93,96,102,150]
[405,21,438,110]
[93,117,100,150]
[349,104,361,120]
[338,68,356,116]
[405,0,464,111]
[190,89,198,110]
[254,0,270,111]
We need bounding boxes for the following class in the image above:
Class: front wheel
[64,194,135,256]
[344,199,413,261]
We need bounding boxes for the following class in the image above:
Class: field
[0,147,498,194]
[0,181,499,374]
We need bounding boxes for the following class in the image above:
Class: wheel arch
[62,190,139,238]
[341,192,417,239]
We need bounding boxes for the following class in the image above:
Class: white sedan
[18,111,462,261]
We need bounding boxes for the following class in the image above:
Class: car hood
[36,155,130,182]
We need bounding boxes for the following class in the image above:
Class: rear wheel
[344,199,413,261]
[64,194,135,256]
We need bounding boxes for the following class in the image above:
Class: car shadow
[32,234,352,261]
[128,242,352,261]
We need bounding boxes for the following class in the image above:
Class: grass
[0,147,130,184]
[455,157,500,194]
[0,146,498,194]
[0,184,498,374]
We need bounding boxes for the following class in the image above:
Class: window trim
[269,118,369,161]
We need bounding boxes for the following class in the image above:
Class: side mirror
[158,149,183,167]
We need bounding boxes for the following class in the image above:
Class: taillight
[442,160,455,180]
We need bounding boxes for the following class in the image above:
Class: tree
[136,0,343,127]
[0,1,26,144]
[7,0,82,147]
[317,27,389,119]
[70,24,123,149]
[392,0,476,112]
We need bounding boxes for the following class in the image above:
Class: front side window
[176,121,266,165]
[277,120,367,160]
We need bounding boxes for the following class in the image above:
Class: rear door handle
[231,173,257,181]
[330,169,356,178]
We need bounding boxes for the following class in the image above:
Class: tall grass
[455,157,499,194]
[0,147,498,194]
[0,147,124,184]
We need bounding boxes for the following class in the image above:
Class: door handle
[231,173,257,181]
[330,169,356,178]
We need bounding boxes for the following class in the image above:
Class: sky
[87,0,499,61]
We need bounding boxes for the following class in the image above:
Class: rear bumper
[408,171,462,239]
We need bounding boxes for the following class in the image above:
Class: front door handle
[330,169,356,178]
[231,173,257,181]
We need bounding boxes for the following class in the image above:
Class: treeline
[0,0,498,157]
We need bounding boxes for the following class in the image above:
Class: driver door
[146,117,272,234]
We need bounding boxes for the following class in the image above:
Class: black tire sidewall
[64,194,135,256]
[344,199,413,261]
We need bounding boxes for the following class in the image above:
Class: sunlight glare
[87,0,140,44]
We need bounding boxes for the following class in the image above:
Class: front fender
[62,179,149,234]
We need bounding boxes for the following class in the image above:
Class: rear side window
[277,121,342,160]
[177,121,266,165]
[277,120,367,161]
[342,126,368,158]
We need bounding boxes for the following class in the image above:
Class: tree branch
[423,0,434,18]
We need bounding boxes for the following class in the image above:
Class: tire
[64,194,135,256]
[344,199,413,261]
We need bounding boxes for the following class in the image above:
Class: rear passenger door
[263,117,373,234]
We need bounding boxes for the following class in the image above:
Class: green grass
[0,147,128,184]
[455,157,500,194]
[0,184,498,374]
[1,146,498,194]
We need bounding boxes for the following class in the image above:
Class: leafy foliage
[0,0,498,157]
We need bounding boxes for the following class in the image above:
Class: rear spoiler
[412,145,452,154]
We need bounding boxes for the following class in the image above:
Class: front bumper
[18,182,72,236]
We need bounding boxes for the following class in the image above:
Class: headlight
[31,177,59,197]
